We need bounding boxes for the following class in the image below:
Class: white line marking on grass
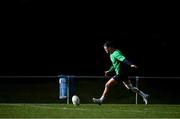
[0,104,180,114]
[0,103,25,106]
[0,103,89,111]
[28,104,89,111]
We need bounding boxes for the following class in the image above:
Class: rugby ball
[72,95,80,106]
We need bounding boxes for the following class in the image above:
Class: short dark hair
[103,41,115,48]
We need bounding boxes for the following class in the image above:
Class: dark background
[1,0,179,76]
[0,1,179,103]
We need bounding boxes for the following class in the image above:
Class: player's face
[104,46,110,54]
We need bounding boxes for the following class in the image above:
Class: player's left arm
[123,59,138,68]
[114,51,138,68]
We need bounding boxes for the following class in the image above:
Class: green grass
[0,103,180,118]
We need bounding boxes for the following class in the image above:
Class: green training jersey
[108,49,126,75]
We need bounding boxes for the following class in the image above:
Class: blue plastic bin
[59,75,74,99]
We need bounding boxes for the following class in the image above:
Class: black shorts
[113,72,128,82]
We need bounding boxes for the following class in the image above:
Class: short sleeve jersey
[109,49,126,75]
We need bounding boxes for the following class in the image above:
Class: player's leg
[123,80,149,105]
[92,77,117,105]
[101,78,118,99]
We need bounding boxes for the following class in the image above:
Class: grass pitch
[0,103,180,118]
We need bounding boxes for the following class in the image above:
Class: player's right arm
[104,65,114,77]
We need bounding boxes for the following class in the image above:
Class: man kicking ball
[92,41,149,105]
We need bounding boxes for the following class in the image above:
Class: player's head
[103,41,115,54]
